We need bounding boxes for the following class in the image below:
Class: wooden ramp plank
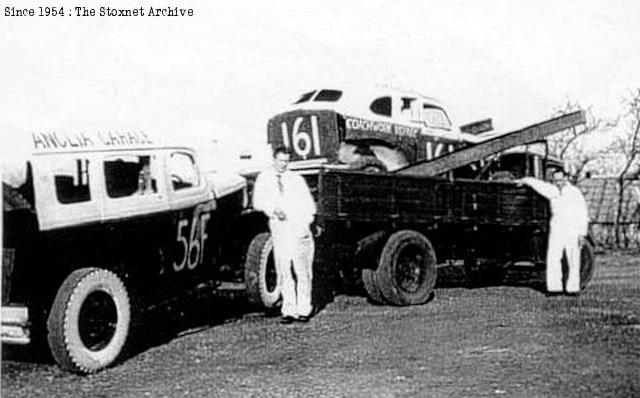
[396,111,586,177]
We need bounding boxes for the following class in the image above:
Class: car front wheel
[47,268,131,374]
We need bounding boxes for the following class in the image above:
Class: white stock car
[267,86,485,173]
[267,86,562,181]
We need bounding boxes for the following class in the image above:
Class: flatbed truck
[248,111,596,306]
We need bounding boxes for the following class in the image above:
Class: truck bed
[317,169,549,228]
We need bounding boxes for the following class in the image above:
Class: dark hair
[272,146,291,157]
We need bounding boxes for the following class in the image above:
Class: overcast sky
[1,0,639,159]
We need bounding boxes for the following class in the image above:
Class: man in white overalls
[519,169,589,294]
[253,146,316,323]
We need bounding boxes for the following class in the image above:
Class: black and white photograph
[1,1,639,397]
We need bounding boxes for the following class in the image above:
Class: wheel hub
[78,291,118,351]
[395,245,424,293]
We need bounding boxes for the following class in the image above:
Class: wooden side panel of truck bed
[317,169,550,228]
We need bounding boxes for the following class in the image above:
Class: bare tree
[548,99,617,178]
[613,88,640,247]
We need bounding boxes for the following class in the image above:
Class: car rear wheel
[370,145,409,171]
[47,268,131,374]
[348,156,388,172]
[338,142,389,172]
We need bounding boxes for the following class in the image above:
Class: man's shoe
[280,316,295,324]
[296,315,311,323]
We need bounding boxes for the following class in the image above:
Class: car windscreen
[423,105,452,130]
[314,89,342,102]
[294,91,316,104]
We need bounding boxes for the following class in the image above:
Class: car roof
[287,85,448,115]
[1,128,194,187]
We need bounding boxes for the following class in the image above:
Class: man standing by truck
[518,169,590,294]
[253,146,316,323]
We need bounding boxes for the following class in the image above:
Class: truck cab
[2,129,250,374]
[455,142,566,181]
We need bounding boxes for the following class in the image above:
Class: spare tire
[244,232,281,309]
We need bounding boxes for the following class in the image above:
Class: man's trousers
[271,225,314,318]
[546,224,581,293]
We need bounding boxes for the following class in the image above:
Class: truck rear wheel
[376,230,437,306]
[361,268,385,304]
[245,232,281,309]
[47,268,131,374]
[580,239,596,290]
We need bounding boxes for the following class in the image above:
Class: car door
[162,149,217,289]
[97,150,173,296]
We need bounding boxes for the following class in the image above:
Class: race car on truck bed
[1,128,271,374]
[267,86,490,173]
[267,86,571,188]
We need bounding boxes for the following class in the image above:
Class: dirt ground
[2,251,639,398]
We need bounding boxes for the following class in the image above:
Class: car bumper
[1,306,30,345]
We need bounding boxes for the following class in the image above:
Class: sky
[1,0,639,164]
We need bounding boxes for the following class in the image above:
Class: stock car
[267,86,489,173]
[1,128,268,374]
[267,86,565,182]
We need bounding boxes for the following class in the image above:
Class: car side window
[399,97,421,120]
[169,152,199,191]
[53,158,91,204]
[370,96,392,116]
[104,155,158,198]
